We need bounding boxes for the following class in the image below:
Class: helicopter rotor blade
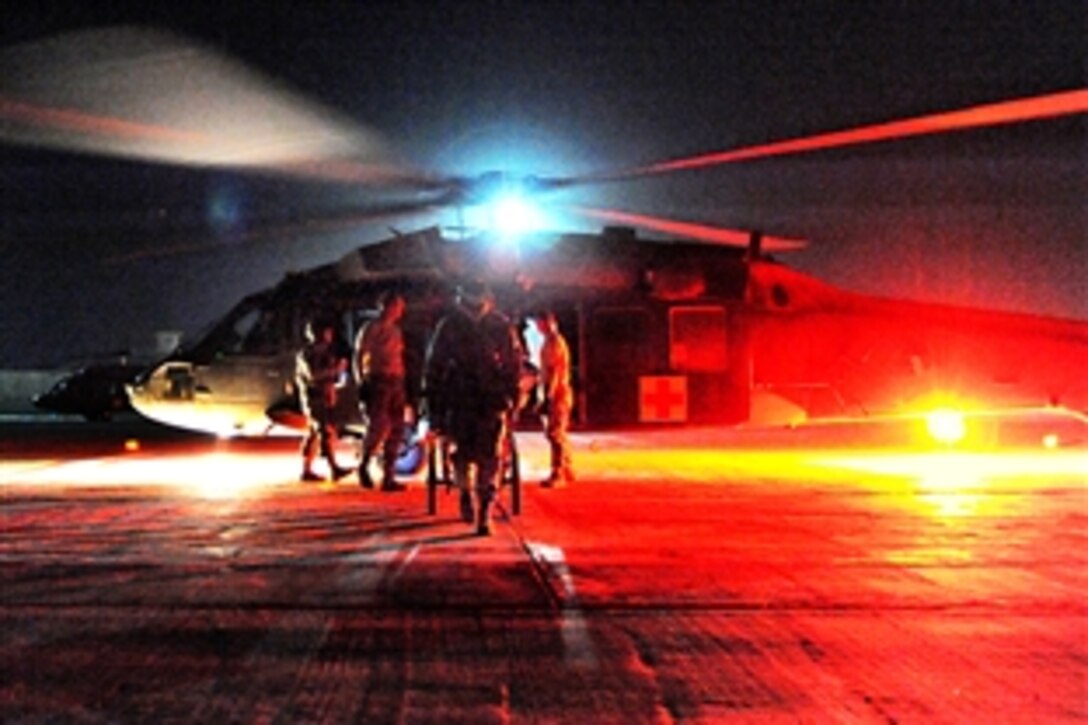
[0,26,432,187]
[608,89,1088,179]
[444,90,1088,197]
[570,206,807,252]
[5,27,1082,251]
[104,197,443,264]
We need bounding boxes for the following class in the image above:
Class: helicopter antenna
[747,231,763,262]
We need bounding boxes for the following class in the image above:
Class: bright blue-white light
[458,187,549,237]
[491,194,544,235]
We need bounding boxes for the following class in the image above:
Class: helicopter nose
[125,364,194,431]
[124,381,150,412]
[125,363,175,411]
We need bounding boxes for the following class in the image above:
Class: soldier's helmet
[456,279,494,314]
[303,315,336,342]
[378,290,405,313]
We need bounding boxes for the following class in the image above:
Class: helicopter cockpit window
[185,297,281,361]
[669,306,728,372]
[238,309,282,354]
[216,307,263,355]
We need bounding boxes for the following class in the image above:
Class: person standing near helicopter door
[533,310,574,487]
[353,292,408,492]
[296,318,352,483]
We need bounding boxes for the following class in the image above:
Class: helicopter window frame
[668,305,728,373]
[183,293,288,361]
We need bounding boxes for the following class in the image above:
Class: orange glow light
[925,409,967,445]
[0,451,301,500]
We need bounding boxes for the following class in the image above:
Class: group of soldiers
[293,282,573,536]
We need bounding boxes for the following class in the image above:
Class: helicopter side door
[584,306,654,426]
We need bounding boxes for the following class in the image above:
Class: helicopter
[31,357,143,422]
[1,27,1086,443]
[116,221,1087,442]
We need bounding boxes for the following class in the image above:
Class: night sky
[1,1,1084,368]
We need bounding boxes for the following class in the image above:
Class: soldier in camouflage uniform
[353,292,408,492]
[296,319,352,482]
[424,282,522,535]
[534,310,574,487]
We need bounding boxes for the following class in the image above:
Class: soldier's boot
[459,490,474,522]
[380,477,405,492]
[300,437,322,481]
[542,441,571,487]
[476,496,493,537]
[455,466,474,523]
[357,448,375,489]
[322,439,352,482]
[358,463,374,489]
[543,465,573,489]
[300,451,323,482]
[328,458,352,482]
[380,475,406,492]
[380,441,406,492]
[476,462,499,535]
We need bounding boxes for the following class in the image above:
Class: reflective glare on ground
[1,420,1085,722]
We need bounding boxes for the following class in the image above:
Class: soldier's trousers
[361,375,406,480]
[449,412,506,503]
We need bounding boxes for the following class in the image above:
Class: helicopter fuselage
[127,226,1088,439]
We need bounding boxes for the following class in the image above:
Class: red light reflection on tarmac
[0,450,304,500]
[569,429,1085,576]
[816,449,1088,486]
[2,424,1083,722]
[1,427,1083,518]
[814,449,1088,534]
[561,429,1087,482]
[7,431,1014,593]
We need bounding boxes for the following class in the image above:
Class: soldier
[296,318,352,482]
[533,310,574,487]
[353,292,408,492]
[424,282,522,535]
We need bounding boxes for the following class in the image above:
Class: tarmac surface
[1,416,1086,722]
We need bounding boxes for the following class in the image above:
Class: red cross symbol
[639,376,687,422]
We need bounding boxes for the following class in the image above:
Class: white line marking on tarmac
[341,547,399,603]
[527,541,598,669]
[386,543,420,588]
